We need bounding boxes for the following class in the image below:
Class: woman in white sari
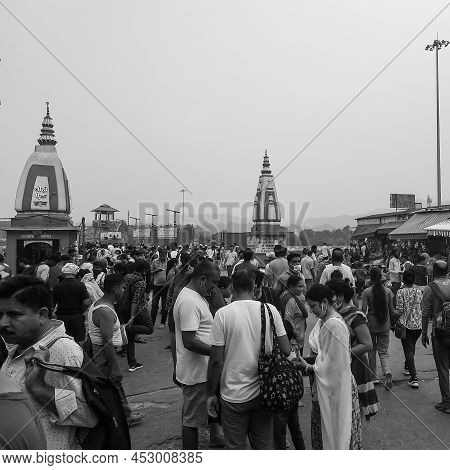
[296,284,362,450]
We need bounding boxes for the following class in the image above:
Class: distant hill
[300,208,403,231]
[301,215,356,231]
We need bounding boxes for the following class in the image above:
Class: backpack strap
[429,281,448,305]
[260,303,278,356]
[44,335,73,349]
[260,302,267,356]
[283,291,308,319]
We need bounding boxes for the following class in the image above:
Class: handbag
[394,323,406,340]
[258,303,303,411]
[119,324,128,346]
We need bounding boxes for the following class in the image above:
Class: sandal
[408,379,419,389]
[384,372,393,391]
[435,403,450,414]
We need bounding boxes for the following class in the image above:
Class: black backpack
[429,282,450,346]
[116,279,140,323]
[34,344,131,450]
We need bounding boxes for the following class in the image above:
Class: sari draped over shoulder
[309,314,353,450]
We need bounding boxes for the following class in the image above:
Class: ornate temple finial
[262,149,271,173]
[38,101,57,146]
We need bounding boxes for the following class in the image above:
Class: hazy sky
[2,1,450,228]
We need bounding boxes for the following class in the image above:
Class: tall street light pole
[145,213,158,245]
[145,212,158,244]
[426,38,449,207]
[167,209,181,244]
[180,189,186,227]
[145,212,158,225]
[129,216,140,245]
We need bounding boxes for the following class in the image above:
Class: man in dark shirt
[47,253,64,290]
[422,260,450,413]
[52,263,91,343]
[124,260,153,371]
[414,254,429,287]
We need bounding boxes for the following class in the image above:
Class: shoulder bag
[258,303,303,411]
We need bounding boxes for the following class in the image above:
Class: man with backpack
[0,276,97,449]
[422,260,450,414]
[120,259,154,372]
[87,273,143,427]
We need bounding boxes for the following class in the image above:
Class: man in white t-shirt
[319,248,355,286]
[320,243,331,259]
[35,256,50,283]
[173,260,222,450]
[206,270,290,450]
[300,250,315,288]
[224,246,238,277]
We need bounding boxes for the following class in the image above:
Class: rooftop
[356,209,412,221]
[91,204,119,213]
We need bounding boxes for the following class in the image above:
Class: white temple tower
[6,103,78,271]
[248,151,286,252]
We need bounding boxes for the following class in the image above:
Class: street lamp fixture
[129,216,140,245]
[166,209,181,227]
[425,38,449,206]
[145,212,158,226]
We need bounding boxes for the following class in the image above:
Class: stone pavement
[120,319,450,450]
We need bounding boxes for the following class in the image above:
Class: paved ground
[121,316,450,450]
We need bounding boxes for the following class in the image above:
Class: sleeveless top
[88,303,122,347]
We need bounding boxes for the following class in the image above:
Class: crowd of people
[0,239,449,451]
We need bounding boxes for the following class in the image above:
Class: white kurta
[309,314,352,450]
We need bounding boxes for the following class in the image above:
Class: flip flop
[135,337,148,344]
[435,403,450,414]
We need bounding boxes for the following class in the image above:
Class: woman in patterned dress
[326,279,380,420]
[395,269,423,388]
[296,284,363,450]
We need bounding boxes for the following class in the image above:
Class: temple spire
[38,101,57,146]
[262,149,271,174]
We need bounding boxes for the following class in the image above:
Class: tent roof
[389,210,450,239]
[352,224,382,239]
[425,220,450,236]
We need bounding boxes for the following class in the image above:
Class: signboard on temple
[31,176,50,210]
[390,194,415,210]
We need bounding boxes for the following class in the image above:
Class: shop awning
[376,222,403,235]
[425,220,450,237]
[351,224,382,240]
[389,210,450,239]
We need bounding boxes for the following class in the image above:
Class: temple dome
[14,103,72,214]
